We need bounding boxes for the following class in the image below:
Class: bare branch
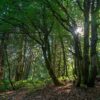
[0,17,21,27]
[45,0,72,32]
[76,0,84,12]
[55,0,76,24]
[21,25,42,45]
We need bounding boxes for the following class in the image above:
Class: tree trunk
[42,35,62,86]
[0,46,4,81]
[73,34,83,87]
[88,2,98,87]
[0,33,5,82]
[15,34,25,81]
[83,0,90,85]
[60,36,68,77]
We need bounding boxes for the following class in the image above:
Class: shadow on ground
[0,82,100,100]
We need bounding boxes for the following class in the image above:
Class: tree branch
[76,0,84,12]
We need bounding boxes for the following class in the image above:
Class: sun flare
[75,27,83,36]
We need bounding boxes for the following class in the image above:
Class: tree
[0,33,5,81]
[44,0,100,87]
[0,0,100,88]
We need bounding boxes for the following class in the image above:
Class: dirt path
[0,82,100,100]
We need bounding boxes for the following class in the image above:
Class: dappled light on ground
[0,81,100,100]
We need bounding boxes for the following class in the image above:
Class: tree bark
[73,34,83,87]
[0,33,6,82]
[83,0,90,85]
[88,1,98,87]
[41,35,62,86]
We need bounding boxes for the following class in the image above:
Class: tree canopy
[0,1,100,99]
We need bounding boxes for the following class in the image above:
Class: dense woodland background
[0,0,100,100]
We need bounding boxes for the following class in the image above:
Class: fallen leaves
[0,82,100,100]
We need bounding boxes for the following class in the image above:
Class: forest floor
[0,81,100,100]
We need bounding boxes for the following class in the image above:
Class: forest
[0,0,100,100]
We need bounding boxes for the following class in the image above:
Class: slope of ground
[0,81,100,100]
